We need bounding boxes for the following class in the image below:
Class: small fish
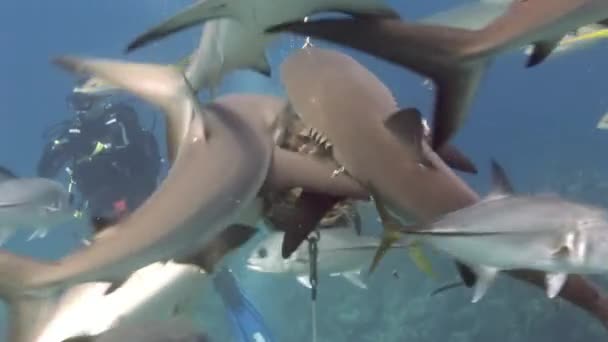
[246,227,409,289]
[0,166,75,244]
[401,160,608,303]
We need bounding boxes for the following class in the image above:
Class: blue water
[1,0,608,341]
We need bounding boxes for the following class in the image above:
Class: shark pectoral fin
[526,38,561,67]
[175,224,258,273]
[383,108,435,169]
[52,56,205,164]
[103,279,127,296]
[297,276,312,289]
[342,270,367,289]
[545,273,568,299]
[279,192,341,258]
[125,0,232,52]
[265,148,368,199]
[436,144,478,174]
[470,265,498,303]
[249,55,272,78]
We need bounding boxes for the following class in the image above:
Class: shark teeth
[303,127,333,149]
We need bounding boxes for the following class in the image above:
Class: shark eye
[257,248,268,259]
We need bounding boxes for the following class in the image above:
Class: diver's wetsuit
[37,101,161,220]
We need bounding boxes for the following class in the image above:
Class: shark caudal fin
[52,56,205,163]
[266,16,488,151]
[126,0,232,53]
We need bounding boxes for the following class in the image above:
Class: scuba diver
[213,268,277,342]
[37,92,162,224]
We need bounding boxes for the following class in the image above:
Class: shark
[279,46,478,269]
[122,0,398,96]
[0,55,366,342]
[276,46,608,329]
[124,0,399,53]
[77,19,271,98]
[266,0,608,151]
[33,224,256,342]
[393,160,608,303]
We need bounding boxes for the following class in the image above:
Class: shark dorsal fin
[0,166,17,183]
[487,159,514,200]
[383,108,435,169]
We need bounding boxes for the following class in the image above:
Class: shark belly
[33,262,207,342]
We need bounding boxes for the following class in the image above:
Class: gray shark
[397,160,608,302]
[0,55,365,342]
[266,0,608,150]
[279,46,478,236]
[33,224,256,342]
[123,0,398,97]
[125,0,398,52]
[278,46,608,329]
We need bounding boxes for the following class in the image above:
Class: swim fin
[213,268,277,342]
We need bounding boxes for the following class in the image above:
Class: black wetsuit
[37,102,161,219]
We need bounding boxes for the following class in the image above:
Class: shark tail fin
[52,55,205,163]
[126,0,232,53]
[266,17,489,151]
